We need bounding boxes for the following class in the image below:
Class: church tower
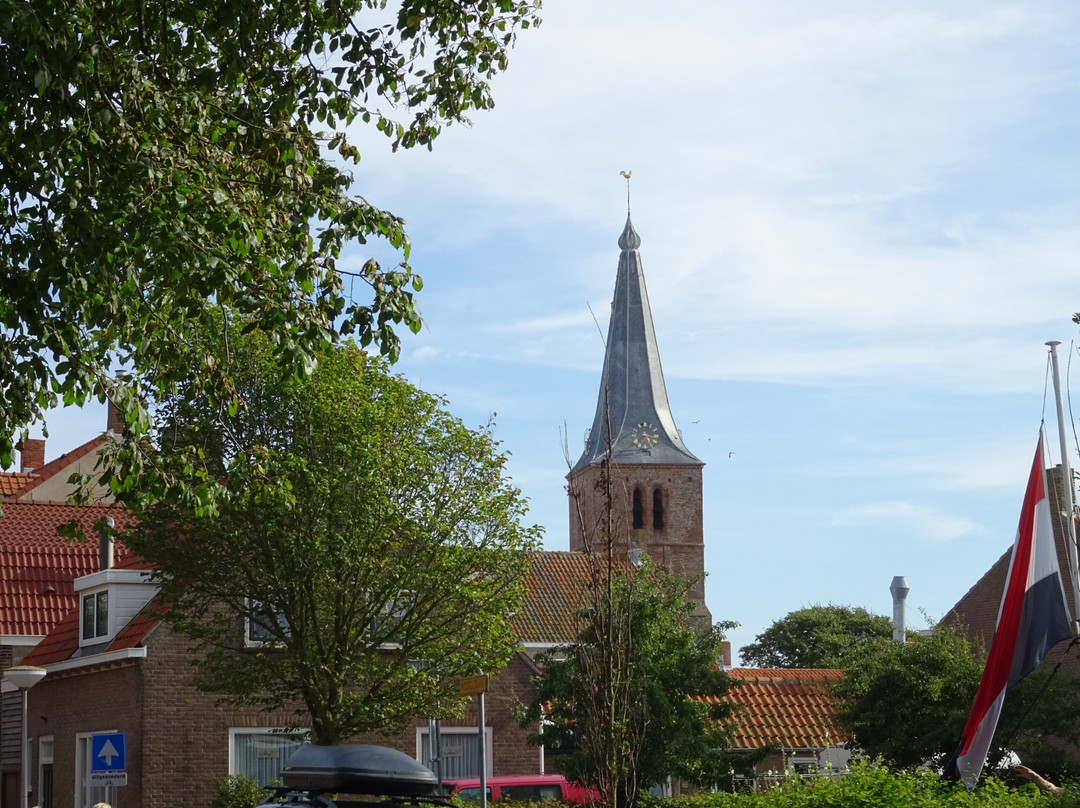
[568,214,707,605]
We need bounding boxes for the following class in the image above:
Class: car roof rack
[268,744,448,805]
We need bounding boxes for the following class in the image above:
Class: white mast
[1045,340,1080,634]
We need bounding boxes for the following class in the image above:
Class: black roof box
[280,744,438,796]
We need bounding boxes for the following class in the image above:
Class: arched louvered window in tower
[632,488,644,529]
[653,488,664,529]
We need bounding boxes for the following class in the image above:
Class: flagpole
[1045,340,1080,634]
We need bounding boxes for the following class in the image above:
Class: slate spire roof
[571,215,701,472]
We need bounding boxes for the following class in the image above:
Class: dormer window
[82,590,109,641]
[74,567,158,651]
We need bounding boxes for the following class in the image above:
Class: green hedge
[640,764,1080,808]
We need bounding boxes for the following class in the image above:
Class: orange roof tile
[0,501,134,637]
[514,552,596,644]
[29,550,601,667]
[0,473,39,497]
[705,668,847,750]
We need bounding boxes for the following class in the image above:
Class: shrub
[640,762,1071,808]
[209,774,272,808]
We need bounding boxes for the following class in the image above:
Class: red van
[443,774,595,804]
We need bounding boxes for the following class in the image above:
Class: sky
[31,1,1080,662]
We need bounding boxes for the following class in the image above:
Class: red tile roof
[514,551,597,644]
[29,550,596,667]
[0,501,134,637]
[27,549,610,668]
[0,473,39,497]
[7,435,107,499]
[705,668,846,750]
[20,552,157,666]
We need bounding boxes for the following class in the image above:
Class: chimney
[17,438,45,472]
[106,371,129,435]
[890,575,909,642]
[718,641,732,669]
[106,399,124,435]
[99,515,115,571]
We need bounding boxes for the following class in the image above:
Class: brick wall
[568,462,706,604]
[26,662,141,808]
[27,629,548,808]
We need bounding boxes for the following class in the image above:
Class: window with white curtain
[229,730,305,788]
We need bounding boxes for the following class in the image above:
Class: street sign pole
[478,692,487,808]
[458,676,490,808]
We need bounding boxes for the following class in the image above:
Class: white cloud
[828,500,982,541]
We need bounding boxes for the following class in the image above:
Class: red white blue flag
[944,428,1073,789]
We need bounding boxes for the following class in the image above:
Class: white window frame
[244,599,290,647]
[75,731,117,808]
[228,728,306,788]
[81,590,109,641]
[415,726,492,778]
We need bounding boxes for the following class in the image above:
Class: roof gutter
[39,647,147,677]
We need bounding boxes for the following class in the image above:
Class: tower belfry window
[632,488,644,529]
[653,489,664,529]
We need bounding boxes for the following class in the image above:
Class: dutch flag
[944,428,1074,789]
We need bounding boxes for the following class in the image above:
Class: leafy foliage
[834,620,1080,779]
[639,761,1076,808]
[832,626,983,769]
[209,775,272,808]
[0,0,539,479]
[520,562,740,807]
[739,605,894,668]
[121,335,541,743]
[990,666,1080,784]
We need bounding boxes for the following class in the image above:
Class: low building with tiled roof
[717,668,849,780]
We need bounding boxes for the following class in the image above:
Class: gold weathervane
[620,170,632,212]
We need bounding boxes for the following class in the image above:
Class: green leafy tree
[739,605,894,668]
[520,560,740,807]
[121,335,541,744]
[1000,668,1080,783]
[0,0,540,486]
[835,620,1080,777]
[832,626,983,769]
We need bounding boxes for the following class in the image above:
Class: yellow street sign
[458,674,489,696]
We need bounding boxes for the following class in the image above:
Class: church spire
[571,215,701,472]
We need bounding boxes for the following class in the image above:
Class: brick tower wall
[568,462,706,604]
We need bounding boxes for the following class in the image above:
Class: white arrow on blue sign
[91,733,126,772]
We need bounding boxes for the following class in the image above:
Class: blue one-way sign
[91,733,126,772]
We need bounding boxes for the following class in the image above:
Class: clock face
[631,421,660,449]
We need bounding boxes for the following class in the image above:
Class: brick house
[0,407,126,808]
[0,502,133,808]
[16,550,593,808]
